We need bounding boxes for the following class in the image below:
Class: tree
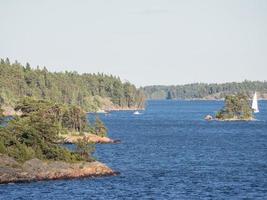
[0,108,4,124]
[26,62,31,70]
[0,58,145,112]
[216,94,253,120]
[166,91,171,100]
[143,81,267,100]
[15,97,91,133]
[75,137,95,161]
[0,96,109,163]
[123,82,135,107]
[5,57,10,65]
[62,105,88,132]
[94,116,107,137]
[0,106,82,162]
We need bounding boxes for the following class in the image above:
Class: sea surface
[1,100,267,200]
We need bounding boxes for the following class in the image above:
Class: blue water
[1,100,267,200]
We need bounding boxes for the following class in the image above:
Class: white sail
[252,92,259,113]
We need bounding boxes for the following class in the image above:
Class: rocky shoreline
[95,106,145,113]
[60,132,120,144]
[204,115,255,121]
[0,154,118,184]
[1,105,145,117]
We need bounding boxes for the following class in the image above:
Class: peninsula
[0,97,117,184]
[0,58,145,113]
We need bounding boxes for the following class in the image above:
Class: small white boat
[133,111,141,115]
[252,92,259,113]
[96,109,108,114]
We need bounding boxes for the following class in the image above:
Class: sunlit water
[1,100,267,199]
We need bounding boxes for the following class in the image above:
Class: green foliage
[16,97,90,133]
[0,58,145,111]
[94,116,107,137]
[143,81,267,100]
[0,110,83,162]
[216,94,253,120]
[0,108,4,124]
[62,105,88,132]
[75,137,95,161]
[0,97,102,162]
[14,97,53,116]
[0,99,4,123]
[0,139,6,153]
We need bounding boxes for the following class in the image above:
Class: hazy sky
[1,0,267,86]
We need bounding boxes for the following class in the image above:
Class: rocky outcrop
[1,105,22,116]
[0,154,117,184]
[204,115,213,121]
[204,115,255,121]
[104,106,145,111]
[61,133,120,144]
[215,117,255,121]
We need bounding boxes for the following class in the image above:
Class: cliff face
[0,154,117,184]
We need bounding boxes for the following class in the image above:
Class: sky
[0,0,267,87]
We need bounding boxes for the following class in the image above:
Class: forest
[143,81,267,100]
[0,58,145,112]
[0,97,98,162]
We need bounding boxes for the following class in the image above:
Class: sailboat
[252,92,259,113]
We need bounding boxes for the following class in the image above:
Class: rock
[204,115,213,121]
[0,154,20,167]
[112,139,121,144]
[62,132,118,144]
[95,109,108,114]
[214,117,255,121]
[1,106,22,116]
[0,154,117,184]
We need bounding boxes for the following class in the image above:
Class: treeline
[0,58,145,111]
[143,81,267,100]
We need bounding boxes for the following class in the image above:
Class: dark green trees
[216,94,253,120]
[0,108,4,124]
[143,81,267,100]
[94,116,107,137]
[75,137,95,161]
[0,58,145,111]
[0,98,102,162]
[15,97,90,133]
[0,108,82,163]
[62,105,88,132]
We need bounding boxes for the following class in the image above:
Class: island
[205,94,254,121]
[0,98,117,184]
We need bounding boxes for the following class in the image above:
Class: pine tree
[75,137,95,161]
[94,116,107,137]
